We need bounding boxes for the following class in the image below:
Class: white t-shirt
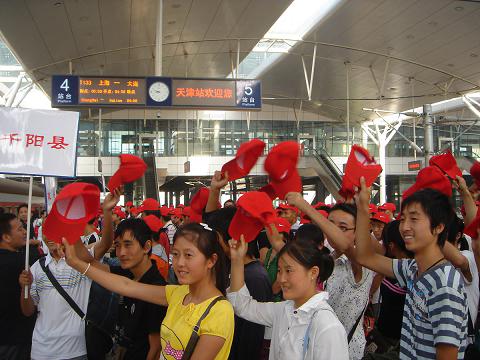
[227,285,348,360]
[461,250,479,335]
[81,232,99,246]
[325,255,374,360]
[29,248,94,360]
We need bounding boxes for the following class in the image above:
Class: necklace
[423,257,445,273]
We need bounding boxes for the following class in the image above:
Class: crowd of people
[1,141,480,360]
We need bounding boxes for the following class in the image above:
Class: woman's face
[277,252,318,302]
[171,235,216,285]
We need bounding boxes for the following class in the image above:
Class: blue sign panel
[51,75,79,106]
[236,80,261,109]
[51,75,261,110]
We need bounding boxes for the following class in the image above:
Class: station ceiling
[1,0,480,122]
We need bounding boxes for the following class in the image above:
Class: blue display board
[51,75,261,110]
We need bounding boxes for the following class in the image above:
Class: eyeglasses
[338,226,355,233]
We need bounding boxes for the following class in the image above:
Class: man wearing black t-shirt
[82,218,167,360]
[0,213,36,360]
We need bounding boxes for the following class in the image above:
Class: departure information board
[78,77,146,105]
[52,75,261,110]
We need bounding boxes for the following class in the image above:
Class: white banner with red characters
[0,107,79,177]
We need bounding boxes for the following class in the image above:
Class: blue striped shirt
[393,259,468,360]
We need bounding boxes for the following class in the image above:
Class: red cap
[319,210,329,218]
[339,145,382,199]
[369,204,378,214]
[274,217,292,234]
[140,198,160,212]
[190,187,210,213]
[222,139,265,181]
[277,203,299,215]
[264,141,302,200]
[379,203,396,212]
[228,191,276,242]
[402,166,452,200]
[130,207,138,217]
[159,206,170,217]
[125,201,133,207]
[108,155,147,191]
[258,183,276,200]
[169,208,183,217]
[312,202,326,209]
[471,161,480,187]
[143,215,164,233]
[371,212,390,224]
[429,150,462,180]
[113,209,126,219]
[43,182,100,244]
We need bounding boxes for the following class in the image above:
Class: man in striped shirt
[355,182,468,360]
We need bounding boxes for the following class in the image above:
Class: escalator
[143,155,159,201]
[140,137,160,202]
[307,148,343,200]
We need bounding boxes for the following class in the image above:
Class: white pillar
[378,137,386,204]
[155,0,163,76]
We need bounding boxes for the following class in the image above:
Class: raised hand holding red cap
[211,170,229,191]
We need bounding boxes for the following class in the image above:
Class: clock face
[148,81,170,102]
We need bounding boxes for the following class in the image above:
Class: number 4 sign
[52,75,78,106]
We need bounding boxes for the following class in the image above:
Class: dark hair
[382,220,414,258]
[295,223,325,247]
[447,215,464,245]
[329,203,357,220]
[87,217,96,225]
[401,188,454,247]
[278,239,334,283]
[17,203,28,213]
[114,218,152,254]
[0,213,17,242]
[173,223,228,295]
[204,207,237,244]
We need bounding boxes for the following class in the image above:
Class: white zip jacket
[227,285,349,360]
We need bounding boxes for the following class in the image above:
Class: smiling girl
[62,222,234,360]
[227,235,348,360]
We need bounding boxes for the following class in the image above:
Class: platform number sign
[236,80,261,109]
[52,75,78,106]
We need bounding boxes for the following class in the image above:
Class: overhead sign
[0,108,79,177]
[408,160,422,171]
[52,75,261,110]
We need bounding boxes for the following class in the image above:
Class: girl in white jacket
[227,234,349,360]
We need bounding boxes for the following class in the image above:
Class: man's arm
[286,192,353,254]
[93,189,121,259]
[19,270,36,317]
[442,242,472,282]
[436,344,458,360]
[206,171,228,213]
[454,176,477,226]
[354,178,395,278]
[146,333,161,360]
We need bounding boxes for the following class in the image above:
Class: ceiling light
[53,1,63,6]
[454,6,464,11]
[447,63,454,67]
[388,87,397,91]
[168,20,176,25]
[470,53,478,58]
[229,0,346,78]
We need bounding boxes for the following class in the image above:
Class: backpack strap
[39,257,85,320]
[181,296,225,360]
[347,300,368,343]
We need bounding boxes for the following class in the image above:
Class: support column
[155,0,163,76]
[423,104,434,165]
[378,138,387,205]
